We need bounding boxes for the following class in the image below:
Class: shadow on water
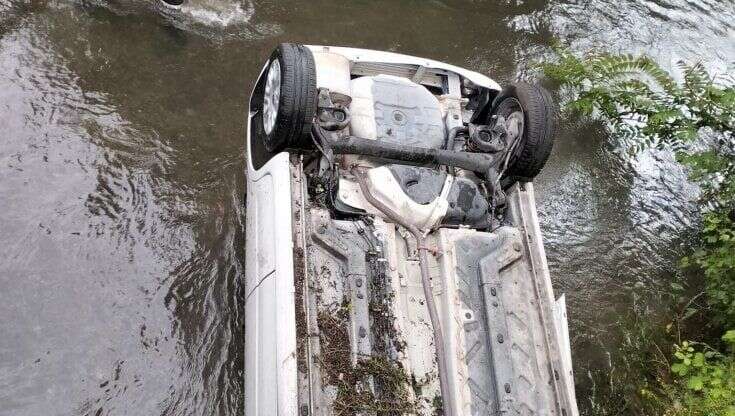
[0,0,733,415]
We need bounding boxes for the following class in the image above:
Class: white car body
[245,46,578,416]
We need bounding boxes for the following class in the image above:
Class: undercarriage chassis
[245,44,577,416]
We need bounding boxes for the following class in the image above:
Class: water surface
[1,0,733,414]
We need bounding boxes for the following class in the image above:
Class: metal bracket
[316,88,351,131]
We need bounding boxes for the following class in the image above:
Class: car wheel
[490,82,556,185]
[257,43,318,153]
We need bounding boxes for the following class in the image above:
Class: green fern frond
[542,47,732,151]
[586,54,678,93]
[681,62,712,95]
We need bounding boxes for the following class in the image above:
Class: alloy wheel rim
[263,59,281,135]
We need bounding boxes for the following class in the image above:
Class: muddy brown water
[1,0,733,415]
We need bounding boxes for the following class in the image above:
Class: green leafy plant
[542,48,735,151]
[666,333,735,415]
[542,47,735,415]
[681,211,735,326]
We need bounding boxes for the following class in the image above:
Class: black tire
[258,43,318,153]
[490,82,556,183]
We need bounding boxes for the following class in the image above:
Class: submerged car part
[245,44,577,416]
[160,0,184,6]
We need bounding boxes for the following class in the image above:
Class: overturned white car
[245,44,578,416]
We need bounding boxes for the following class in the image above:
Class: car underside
[245,44,579,416]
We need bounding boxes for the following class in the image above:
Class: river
[1,0,733,414]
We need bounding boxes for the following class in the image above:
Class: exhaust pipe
[354,168,455,416]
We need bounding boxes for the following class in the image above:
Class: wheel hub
[495,97,524,143]
[263,59,281,135]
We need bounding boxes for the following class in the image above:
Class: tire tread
[262,43,318,152]
[493,82,556,182]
